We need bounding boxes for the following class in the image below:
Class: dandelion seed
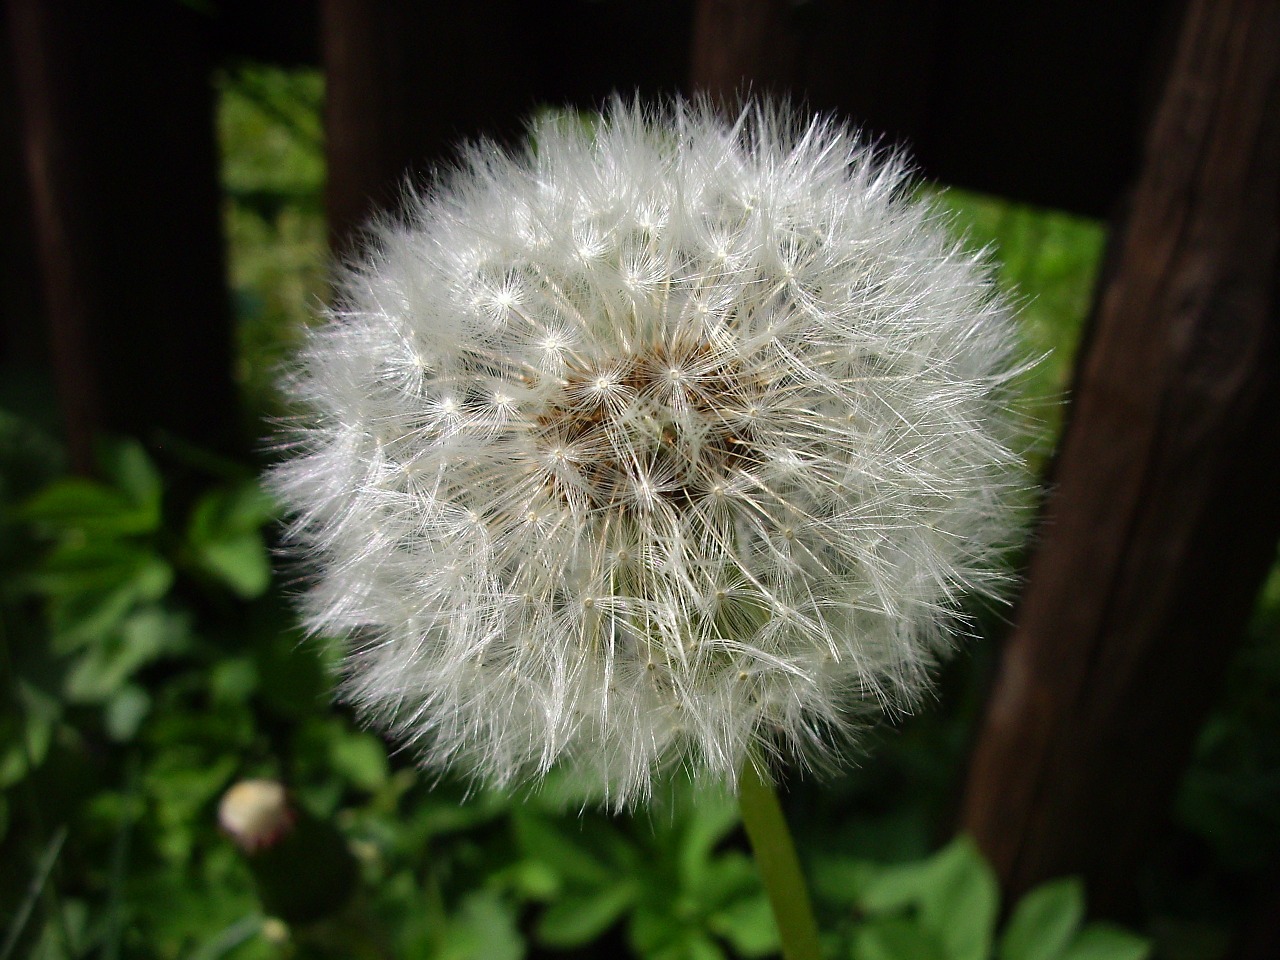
[270,98,1030,807]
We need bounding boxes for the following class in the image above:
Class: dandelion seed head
[270,98,1030,807]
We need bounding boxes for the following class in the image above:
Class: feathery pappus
[269,98,1030,806]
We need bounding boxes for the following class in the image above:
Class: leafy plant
[512,779,777,960]
[813,836,1151,960]
[16,439,274,741]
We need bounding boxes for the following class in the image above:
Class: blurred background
[1,1,1277,958]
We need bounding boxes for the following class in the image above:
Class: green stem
[738,759,823,960]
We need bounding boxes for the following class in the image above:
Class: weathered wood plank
[960,0,1280,914]
[8,0,237,463]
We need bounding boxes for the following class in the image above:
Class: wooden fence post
[321,0,531,253]
[960,0,1280,915]
[7,0,237,466]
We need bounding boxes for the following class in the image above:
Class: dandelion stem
[738,759,822,960]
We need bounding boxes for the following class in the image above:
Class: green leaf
[688,851,758,912]
[536,880,636,947]
[413,788,511,841]
[209,657,259,703]
[147,753,238,863]
[103,438,162,510]
[187,481,277,541]
[441,891,525,960]
[104,684,152,741]
[707,890,779,957]
[665,931,728,960]
[810,855,879,906]
[857,856,940,913]
[630,903,684,955]
[676,785,741,886]
[21,440,162,541]
[1060,925,1152,960]
[514,811,613,886]
[852,916,949,960]
[197,531,271,598]
[186,483,276,598]
[221,480,278,529]
[28,897,91,960]
[34,542,172,646]
[921,838,1000,960]
[0,682,61,787]
[35,539,163,592]
[502,859,561,900]
[328,729,390,791]
[858,836,999,960]
[63,607,190,702]
[186,915,268,960]
[1000,878,1086,960]
[23,480,157,538]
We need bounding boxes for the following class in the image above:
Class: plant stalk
[738,759,823,960]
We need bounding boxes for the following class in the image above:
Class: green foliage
[814,837,1150,960]
[3,64,1270,960]
[933,191,1104,401]
[2,437,1153,960]
[216,64,327,425]
[512,780,778,960]
[930,189,1105,470]
[1000,879,1086,960]
[17,438,274,724]
[185,482,278,600]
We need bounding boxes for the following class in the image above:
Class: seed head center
[534,344,755,511]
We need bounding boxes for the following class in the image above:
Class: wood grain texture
[960,0,1280,914]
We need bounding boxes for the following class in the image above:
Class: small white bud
[218,779,294,852]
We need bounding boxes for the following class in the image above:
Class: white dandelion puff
[269,98,1031,807]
